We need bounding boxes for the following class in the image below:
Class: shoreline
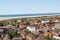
[0,14,59,21]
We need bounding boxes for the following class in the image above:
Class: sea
[0,13,60,17]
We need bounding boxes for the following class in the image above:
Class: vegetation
[33,34,39,38]
[24,29,31,34]
[9,29,17,38]
[0,23,4,26]
[46,35,53,40]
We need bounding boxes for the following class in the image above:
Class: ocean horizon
[0,13,60,17]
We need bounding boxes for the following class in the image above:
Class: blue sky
[0,0,60,15]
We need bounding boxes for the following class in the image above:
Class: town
[0,15,60,40]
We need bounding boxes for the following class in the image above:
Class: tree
[0,23,4,26]
[46,34,53,40]
[9,29,16,39]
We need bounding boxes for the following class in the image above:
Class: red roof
[19,24,26,28]
[47,24,52,27]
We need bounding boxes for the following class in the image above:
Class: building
[19,24,26,28]
[26,34,36,40]
[26,26,36,33]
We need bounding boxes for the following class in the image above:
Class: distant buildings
[0,16,60,40]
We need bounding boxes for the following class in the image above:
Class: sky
[0,0,60,15]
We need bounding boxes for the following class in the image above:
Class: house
[44,30,53,36]
[26,26,36,33]
[54,22,60,27]
[38,23,43,29]
[26,34,36,40]
[42,20,58,24]
[3,34,10,40]
[41,20,49,24]
[36,36,43,40]
[46,24,53,29]
[19,24,26,28]
[51,18,58,22]
[20,31,27,39]
[12,37,23,40]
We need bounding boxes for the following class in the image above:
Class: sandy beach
[0,16,41,21]
[0,15,57,21]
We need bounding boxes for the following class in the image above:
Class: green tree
[46,35,53,40]
[9,29,16,39]
[0,23,4,26]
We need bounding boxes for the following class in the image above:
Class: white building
[26,26,36,32]
[41,20,49,24]
[42,20,58,24]
[54,20,58,22]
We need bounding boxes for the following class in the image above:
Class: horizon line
[0,13,60,17]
